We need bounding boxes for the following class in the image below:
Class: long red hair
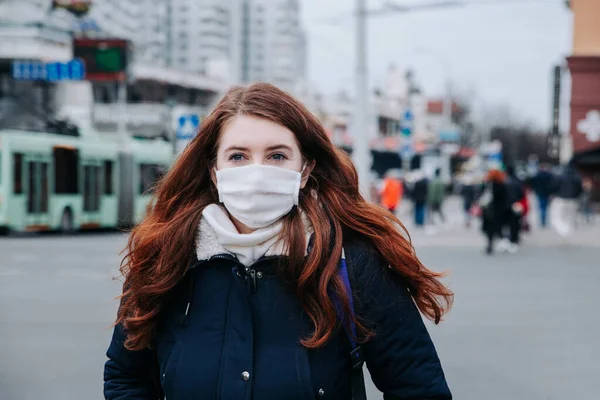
[117,83,453,350]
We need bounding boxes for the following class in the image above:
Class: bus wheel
[60,209,75,234]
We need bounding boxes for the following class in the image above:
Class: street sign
[439,129,460,142]
[74,18,101,33]
[401,143,413,158]
[551,65,561,136]
[74,38,129,82]
[176,114,200,154]
[12,59,85,81]
[547,134,560,159]
[401,109,413,137]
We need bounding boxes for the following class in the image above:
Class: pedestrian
[103,83,453,400]
[504,166,526,253]
[529,163,555,228]
[480,169,509,255]
[412,170,429,227]
[550,160,583,238]
[427,168,446,227]
[380,169,403,214]
[580,177,594,224]
[518,185,531,234]
[460,173,477,228]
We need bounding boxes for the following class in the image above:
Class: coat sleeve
[346,243,452,400]
[104,323,162,400]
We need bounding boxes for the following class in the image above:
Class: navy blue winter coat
[104,239,451,400]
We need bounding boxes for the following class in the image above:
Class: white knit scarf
[197,204,313,266]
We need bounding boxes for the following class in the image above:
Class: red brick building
[568,0,600,198]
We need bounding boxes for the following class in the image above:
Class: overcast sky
[301,0,572,130]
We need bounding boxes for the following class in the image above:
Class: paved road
[0,219,598,400]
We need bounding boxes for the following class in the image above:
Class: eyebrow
[224,144,294,152]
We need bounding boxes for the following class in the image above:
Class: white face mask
[215,164,303,229]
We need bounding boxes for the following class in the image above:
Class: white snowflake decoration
[577,110,600,143]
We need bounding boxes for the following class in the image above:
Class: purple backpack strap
[338,248,367,400]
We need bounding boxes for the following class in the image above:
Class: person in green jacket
[428,168,446,225]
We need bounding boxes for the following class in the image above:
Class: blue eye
[229,153,245,162]
[271,153,287,161]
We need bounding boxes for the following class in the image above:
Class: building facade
[241,0,307,92]
[567,0,600,197]
[168,0,235,77]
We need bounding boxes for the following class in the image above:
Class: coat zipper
[193,254,278,296]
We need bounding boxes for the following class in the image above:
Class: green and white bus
[0,129,172,233]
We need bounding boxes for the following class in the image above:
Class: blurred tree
[490,123,554,165]
[450,83,478,147]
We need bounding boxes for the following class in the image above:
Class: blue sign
[400,142,414,159]
[439,130,460,142]
[489,151,503,162]
[74,18,101,32]
[400,109,413,137]
[176,114,200,141]
[12,59,86,81]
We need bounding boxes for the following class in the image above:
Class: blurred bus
[0,129,172,234]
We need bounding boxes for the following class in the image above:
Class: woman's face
[216,114,305,173]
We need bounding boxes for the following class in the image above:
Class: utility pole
[353,0,371,197]
[442,79,453,129]
[349,0,558,195]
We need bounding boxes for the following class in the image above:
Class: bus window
[13,153,23,194]
[54,147,79,194]
[104,160,113,195]
[84,165,101,212]
[139,164,167,195]
[41,162,49,212]
[27,161,36,213]
[95,165,102,209]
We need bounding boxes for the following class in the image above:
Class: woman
[480,169,509,255]
[104,83,453,400]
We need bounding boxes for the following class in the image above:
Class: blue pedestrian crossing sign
[176,114,200,154]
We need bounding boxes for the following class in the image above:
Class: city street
[0,205,598,400]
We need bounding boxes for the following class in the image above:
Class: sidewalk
[395,196,600,248]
